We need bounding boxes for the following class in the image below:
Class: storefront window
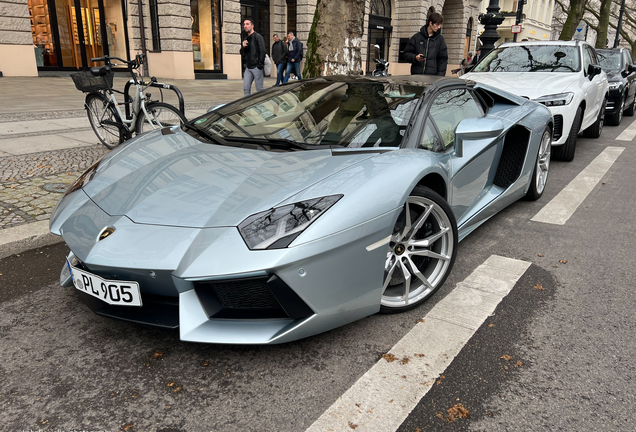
[192,0,222,71]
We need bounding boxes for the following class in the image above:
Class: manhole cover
[42,183,70,193]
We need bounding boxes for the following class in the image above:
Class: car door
[583,45,605,125]
[425,87,499,225]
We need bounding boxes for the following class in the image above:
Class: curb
[0,220,63,259]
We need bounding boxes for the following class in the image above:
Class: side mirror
[587,64,602,79]
[628,64,636,74]
[454,117,504,157]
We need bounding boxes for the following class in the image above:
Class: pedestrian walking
[403,12,448,76]
[271,34,288,86]
[283,32,303,83]
[466,48,482,72]
[240,19,266,96]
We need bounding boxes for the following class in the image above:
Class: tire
[583,97,605,138]
[624,95,636,117]
[380,186,458,314]
[86,93,122,150]
[605,96,624,126]
[552,106,582,162]
[136,102,187,135]
[525,127,551,201]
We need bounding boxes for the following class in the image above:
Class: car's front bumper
[605,89,623,114]
[57,193,399,344]
[545,104,576,146]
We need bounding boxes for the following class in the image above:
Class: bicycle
[71,54,187,149]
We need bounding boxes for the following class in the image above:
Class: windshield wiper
[223,136,342,151]
[182,123,239,147]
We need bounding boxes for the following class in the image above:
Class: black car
[597,48,636,125]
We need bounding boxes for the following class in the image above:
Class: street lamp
[614,0,627,48]
[478,0,505,58]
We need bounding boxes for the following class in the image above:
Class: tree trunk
[303,0,366,78]
[559,0,589,40]
[595,0,613,48]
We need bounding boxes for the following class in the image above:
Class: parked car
[50,75,553,344]
[462,40,609,161]
[596,47,636,126]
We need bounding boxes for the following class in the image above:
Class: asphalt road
[1,117,634,432]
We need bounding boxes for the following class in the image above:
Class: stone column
[0,0,38,76]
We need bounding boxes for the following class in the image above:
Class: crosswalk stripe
[305,255,531,432]
[616,117,636,141]
[531,146,624,225]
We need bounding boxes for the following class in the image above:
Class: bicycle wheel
[136,102,187,135]
[85,93,122,150]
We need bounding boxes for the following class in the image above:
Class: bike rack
[122,79,186,120]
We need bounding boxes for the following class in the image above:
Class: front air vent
[553,115,563,140]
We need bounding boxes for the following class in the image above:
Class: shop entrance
[366,0,392,74]
[28,0,128,70]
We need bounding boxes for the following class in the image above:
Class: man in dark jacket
[283,32,303,83]
[403,12,448,76]
[271,34,288,86]
[240,19,266,96]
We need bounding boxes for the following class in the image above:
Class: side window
[420,117,443,152]
[582,46,593,75]
[587,46,599,65]
[429,88,483,149]
[624,51,633,71]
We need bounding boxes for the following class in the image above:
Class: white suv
[462,40,609,161]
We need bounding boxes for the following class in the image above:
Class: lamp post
[478,0,505,59]
[613,0,627,48]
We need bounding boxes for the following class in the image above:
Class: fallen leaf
[534,284,545,291]
[355,403,361,408]
[602,182,605,186]
[504,365,509,370]
[203,361,210,366]
[488,323,494,327]
[167,382,175,387]
[537,254,544,257]
[514,361,523,368]
[559,260,567,264]
[382,353,397,362]
[500,355,513,361]
[122,424,134,431]
[348,422,358,429]
[401,357,410,365]
[417,319,425,323]
[414,353,425,357]
[435,412,444,419]
[152,351,163,359]
[552,265,558,268]
[173,387,182,393]
[445,403,470,422]
[389,399,394,403]
[415,428,422,432]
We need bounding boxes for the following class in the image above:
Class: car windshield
[474,45,581,73]
[597,51,622,73]
[184,80,425,150]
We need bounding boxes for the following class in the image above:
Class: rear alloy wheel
[525,127,551,201]
[583,98,606,138]
[380,186,458,314]
[552,106,582,162]
[605,96,624,126]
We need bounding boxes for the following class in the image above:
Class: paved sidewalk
[0,76,275,258]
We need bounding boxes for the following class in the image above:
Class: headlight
[534,92,574,107]
[238,195,343,250]
[63,162,100,197]
[608,82,621,90]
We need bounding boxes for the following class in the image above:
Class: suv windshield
[474,45,581,73]
[184,80,425,150]
[597,51,622,73]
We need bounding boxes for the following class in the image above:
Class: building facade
[1,0,492,78]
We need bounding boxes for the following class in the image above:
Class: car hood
[605,71,624,83]
[462,72,580,100]
[83,129,377,228]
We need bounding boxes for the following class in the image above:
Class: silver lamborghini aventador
[51,75,553,344]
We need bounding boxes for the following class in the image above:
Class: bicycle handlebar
[91,54,145,69]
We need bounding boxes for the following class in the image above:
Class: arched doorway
[367,0,392,74]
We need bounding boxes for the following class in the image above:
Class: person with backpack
[283,32,303,83]
[240,18,266,96]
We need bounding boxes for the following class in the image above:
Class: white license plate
[68,261,142,307]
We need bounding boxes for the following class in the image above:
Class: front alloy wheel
[526,127,551,201]
[380,186,458,313]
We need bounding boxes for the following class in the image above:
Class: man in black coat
[271,34,288,86]
[240,19,266,96]
[403,12,448,76]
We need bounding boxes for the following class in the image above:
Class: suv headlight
[238,195,343,250]
[534,92,574,107]
[608,82,622,90]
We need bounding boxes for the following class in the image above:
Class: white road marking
[531,146,624,225]
[305,255,531,432]
[616,117,636,141]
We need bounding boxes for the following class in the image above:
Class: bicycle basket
[70,70,114,92]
